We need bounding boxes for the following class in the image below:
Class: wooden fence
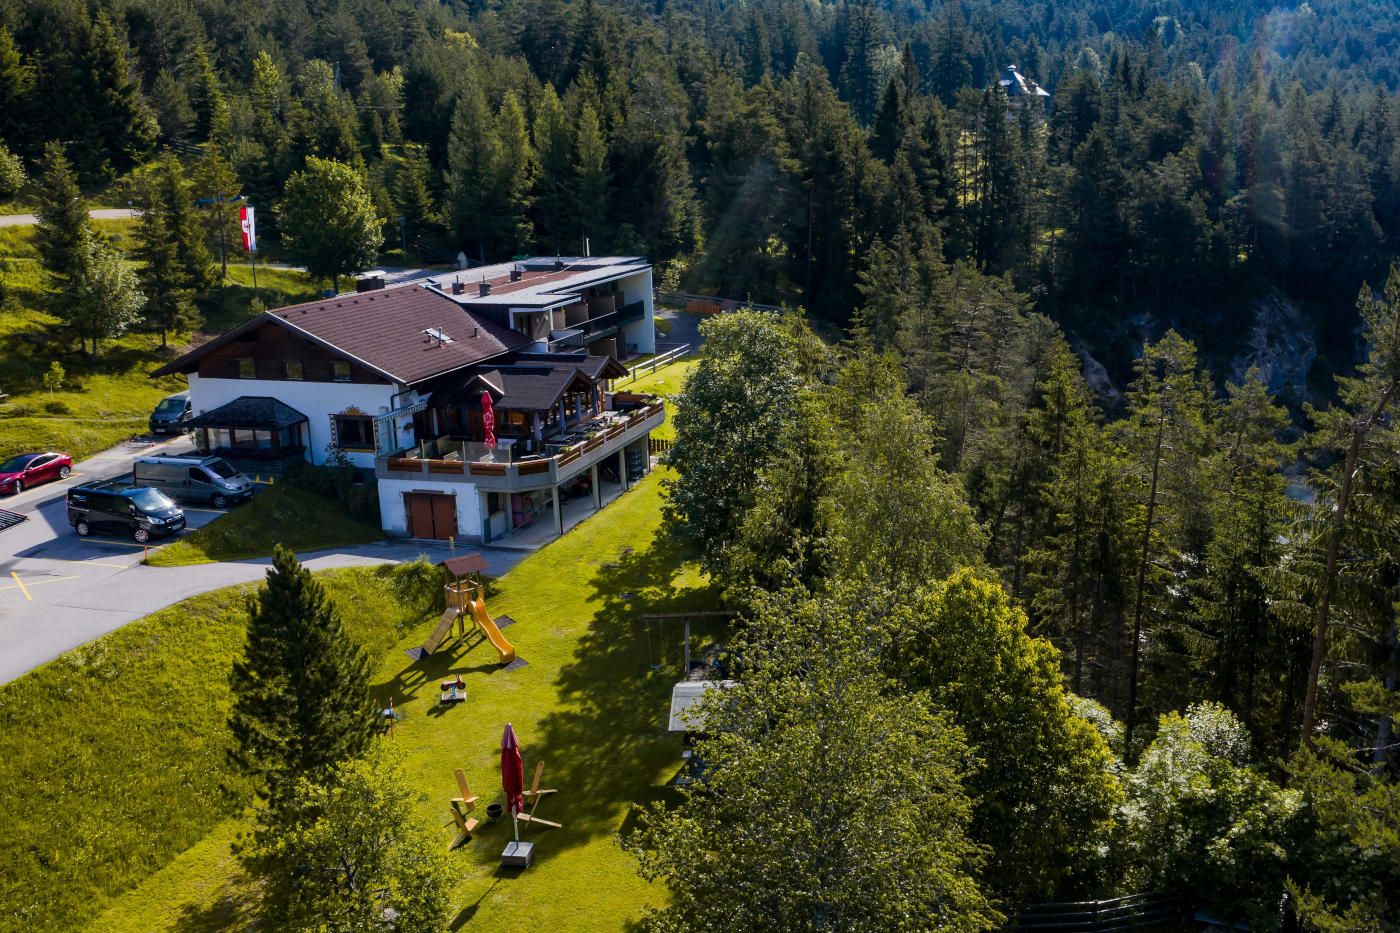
[624,343,692,384]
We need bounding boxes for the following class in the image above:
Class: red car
[0,451,73,494]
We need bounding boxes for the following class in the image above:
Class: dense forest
[2,0,1400,381]
[3,0,1400,927]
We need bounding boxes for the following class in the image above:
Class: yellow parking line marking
[1,574,81,594]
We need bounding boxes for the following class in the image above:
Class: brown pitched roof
[152,285,529,385]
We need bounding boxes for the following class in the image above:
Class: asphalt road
[0,208,139,227]
[0,434,524,685]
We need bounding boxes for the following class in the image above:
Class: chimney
[451,281,466,296]
[479,280,492,297]
[510,266,522,282]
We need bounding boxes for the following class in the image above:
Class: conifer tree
[228,546,376,801]
[1118,331,1212,755]
[33,142,91,283]
[445,82,498,260]
[495,91,536,253]
[532,85,573,252]
[79,11,155,178]
[1299,263,1400,744]
[193,145,241,279]
[0,26,35,151]
[572,102,610,246]
[188,44,228,142]
[393,144,437,250]
[134,175,192,349]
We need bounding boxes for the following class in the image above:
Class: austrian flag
[239,205,257,252]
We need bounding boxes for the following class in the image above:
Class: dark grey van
[149,392,192,434]
[67,482,185,543]
[132,455,255,508]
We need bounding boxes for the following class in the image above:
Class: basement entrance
[405,492,458,540]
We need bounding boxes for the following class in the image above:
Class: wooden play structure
[406,554,517,665]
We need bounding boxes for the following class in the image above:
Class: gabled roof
[513,352,629,381]
[152,285,530,385]
[999,64,1051,98]
[468,365,598,412]
[188,396,308,429]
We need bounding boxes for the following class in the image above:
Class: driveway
[0,436,525,685]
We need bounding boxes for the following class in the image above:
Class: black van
[67,482,186,543]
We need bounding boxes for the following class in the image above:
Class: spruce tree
[193,145,242,279]
[495,91,536,254]
[33,142,91,283]
[228,545,377,800]
[571,102,610,246]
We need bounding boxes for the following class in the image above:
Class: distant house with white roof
[998,64,1051,113]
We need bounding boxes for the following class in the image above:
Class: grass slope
[0,223,315,462]
[147,483,384,566]
[0,563,441,932]
[93,463,721,931]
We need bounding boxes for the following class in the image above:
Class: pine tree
[33,143,92,286]
[193,145,242,279]
[393,144,437,251]
[531,85,573,253]
[79,11,155,178]
[155,156,214,292]
[0,26,35,151]
[1299,263,1400,745]
[445,82,499,261]
[571,102,610,247]
[1190,371,1293,739]
[228,546,376,801]
[1118,331,1213,756]
[187,44,228,142]
[134,175,193,350]
[495,91,536,254]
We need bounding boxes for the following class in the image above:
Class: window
[188,467,211,485]
[334,415,375,451]
[236,357,255,379]
[331,361,351,382]
[284,360,303,381]
[208,428,233,450]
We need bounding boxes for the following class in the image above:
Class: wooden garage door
[405,492,458,540]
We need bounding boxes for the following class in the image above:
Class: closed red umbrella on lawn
[501,722,524,839]
[482,391,497,450]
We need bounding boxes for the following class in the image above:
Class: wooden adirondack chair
[449,769,481,849]
[515,761,562,829]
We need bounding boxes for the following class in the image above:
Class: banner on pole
[239,206,257,252]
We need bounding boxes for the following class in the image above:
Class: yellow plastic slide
[469,591,516,665]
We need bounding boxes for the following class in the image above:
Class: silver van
[132,455,255,508]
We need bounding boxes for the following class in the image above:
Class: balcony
[377,399,666,491]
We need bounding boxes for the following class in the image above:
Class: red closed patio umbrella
[501,722,524,840]
[482,391,497,451]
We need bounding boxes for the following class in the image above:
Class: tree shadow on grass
[174,892,255,932]
[526,523,722,867]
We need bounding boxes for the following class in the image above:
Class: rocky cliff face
[1229,292,1317,408]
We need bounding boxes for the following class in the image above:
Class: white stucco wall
[619,268,657,355]
[186,374,401,469]
[377,478,485,539]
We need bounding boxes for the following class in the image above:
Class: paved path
[0,208,139,227]
[0,435,525,685]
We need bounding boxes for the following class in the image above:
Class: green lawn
[0,223,316,462]
[0,562,443,931]
[14,456,721,930]
[147,482,385,566]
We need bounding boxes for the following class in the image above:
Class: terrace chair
[515,761,562,829]
[449,769,481,849]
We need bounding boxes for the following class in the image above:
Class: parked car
[132,455,255,508]
[67,482,185,543]
[148,391,193,434]
[0,451,73,495]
